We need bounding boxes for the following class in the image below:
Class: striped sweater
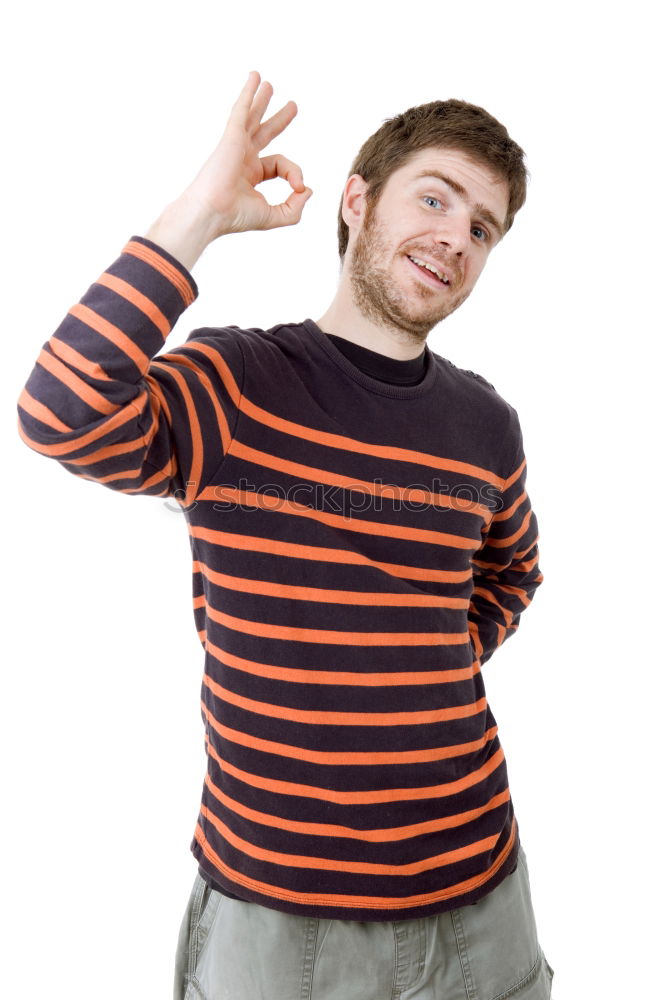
[17,235,544,921]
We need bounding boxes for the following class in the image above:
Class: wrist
[144,194,222,273]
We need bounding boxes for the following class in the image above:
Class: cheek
[468,252,490,280]
[391,210,426,240]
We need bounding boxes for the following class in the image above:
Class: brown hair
[337,98,529,260]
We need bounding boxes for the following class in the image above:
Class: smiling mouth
[406,254,451,289]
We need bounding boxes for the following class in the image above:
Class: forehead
[387,147,510,226]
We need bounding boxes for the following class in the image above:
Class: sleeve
[468,409,544,666]
[16,235,244,508]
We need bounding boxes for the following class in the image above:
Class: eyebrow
[411,169,505,239]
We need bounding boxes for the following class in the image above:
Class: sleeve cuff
[126,234,199,304]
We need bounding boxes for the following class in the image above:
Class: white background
[2,1,663,996]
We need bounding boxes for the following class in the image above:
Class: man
[17,71,554,999]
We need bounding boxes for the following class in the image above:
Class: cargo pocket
[451,848,552,999]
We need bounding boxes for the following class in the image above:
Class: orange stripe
[203,671,485,726]
[15,388,148,457]
[483,509,533,549]
[502,457,526,491]
[121,238,196,306]
[193,558,469,609]
[204,770,510,842]
[468,623,482,658]
[70,458,154,483]
[69,302,150,373]
[201,802,499,876]
[203,704,499,770]
[138,374,179,485]
[206,738,489,806]
[513,552,540,573]
[17,389,72,433]
[165,341,241,413]
[487,581,531,607]
[166,352,506,488]
[470,586,513,626]
[192,816,516,909]
[189,524,472,584]
[204,634,479,686]
[149,362,203,504]
[144,372,173,428]
[227,441,491,522]
[515,537,539,559]
[492,489,527,522]
[49,336,114,381]
[204,601,472,648]
[495,625,509,647]
[472,547,540,573]
[36,346,119,416]
[238,393,506,487]
[76,461,172,492]
[199,488,480,551]
[152,352,234,454]
[95,271,171,338]
[58,430,159,468]
[121,462,172,493]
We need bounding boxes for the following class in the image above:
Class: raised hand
[180,70,312,237]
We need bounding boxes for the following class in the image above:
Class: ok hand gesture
[180,70,312,238]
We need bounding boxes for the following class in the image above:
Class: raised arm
[16,71,312,506]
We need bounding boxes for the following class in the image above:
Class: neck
[314,285,426,361]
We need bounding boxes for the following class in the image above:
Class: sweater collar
[324,332,426,385]
[302,319,439,399]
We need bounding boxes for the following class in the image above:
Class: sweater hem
[189,832,521,922]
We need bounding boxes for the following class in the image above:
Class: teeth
[408,255,449,284]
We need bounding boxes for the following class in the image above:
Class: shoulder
[180,322,309,384]
[435,355,519,426]
[185,321,299,352]
[440,355,497,393]
[432,352,523,462]
[181,324,247,359]
[182,321,285,360]
[433,352,508,418]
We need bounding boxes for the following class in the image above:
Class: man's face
[345,147,510,343]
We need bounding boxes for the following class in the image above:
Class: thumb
[267,186,313,229]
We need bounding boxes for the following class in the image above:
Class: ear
[341,173,370,234]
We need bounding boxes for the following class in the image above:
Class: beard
[348,200,470,347]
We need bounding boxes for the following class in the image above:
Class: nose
[435,212,471,256]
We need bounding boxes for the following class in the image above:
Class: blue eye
[423,196,490,243]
